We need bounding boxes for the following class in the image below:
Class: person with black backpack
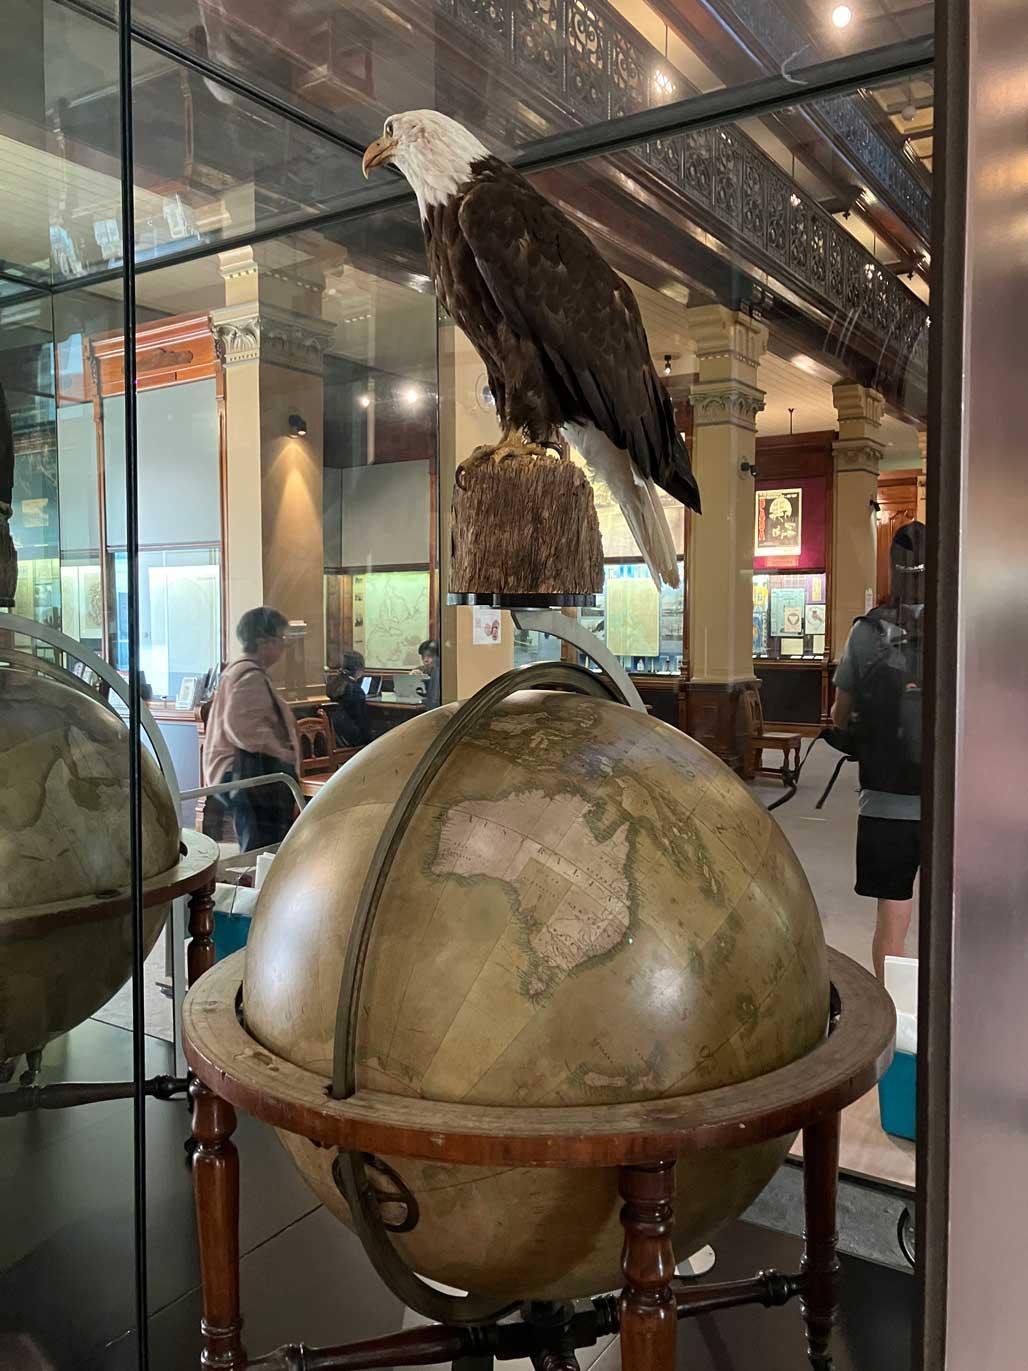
[830,521,925,980]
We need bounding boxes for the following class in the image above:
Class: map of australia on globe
[245,689,828,1299]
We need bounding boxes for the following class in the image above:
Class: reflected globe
[245,690,829,1300]
[0,668,181,1069]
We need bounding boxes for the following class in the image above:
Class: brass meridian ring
[328,662,632,1325]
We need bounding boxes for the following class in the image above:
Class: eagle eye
[385,119,394,138]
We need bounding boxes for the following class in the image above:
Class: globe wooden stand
[183,948,894,1371]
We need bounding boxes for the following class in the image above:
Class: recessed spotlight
[358,393,371,409]
[831,4,852,28]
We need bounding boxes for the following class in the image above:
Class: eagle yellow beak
[362,134,397,178]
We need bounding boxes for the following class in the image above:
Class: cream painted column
[683,305,767,769]
[211,251,264,645]
[210,249,336,695]
[831,382,884,656]
[437,320,514,703]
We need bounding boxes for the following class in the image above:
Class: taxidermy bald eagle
[363,111,700,588]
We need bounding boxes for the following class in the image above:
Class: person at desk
[415,638,440,708]
[204,606,301,853]
[326,649,374,746]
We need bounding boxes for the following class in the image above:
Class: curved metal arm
[511,608,646,712]
[181,773,306,812]
[0,612,181,811]
[324,660,631,1327]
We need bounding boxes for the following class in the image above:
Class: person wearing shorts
[831,522,925,980]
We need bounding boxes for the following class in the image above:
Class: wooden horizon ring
[2,828,219,942]
[183,947,895,1170]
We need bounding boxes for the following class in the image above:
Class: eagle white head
[362,111,490,220]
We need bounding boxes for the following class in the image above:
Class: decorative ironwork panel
[844,242,865,313]
[740,151,764,249]
[827,232,844,303]
[712,127,741,229]
[609,27,647,121]
[766,171,788,261]
[566,1,608,122]
[809,214,827,289]
[642,136,683,182]
[514,0,561,88]
[682,129,713,206]
[455,0,511,51]
[789,201,809,276]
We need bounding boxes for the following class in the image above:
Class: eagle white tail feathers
[623,480,680,589]
[565,422,680,589]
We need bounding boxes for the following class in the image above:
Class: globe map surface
[245,689,829,1300]
[0,668,181,1063]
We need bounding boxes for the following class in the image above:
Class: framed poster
[752,610,768,656]
[805,603,827,635]
[755,487,802,557]
[769,586,806,636]
[779,637,804,657]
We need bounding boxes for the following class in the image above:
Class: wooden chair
[296,712,335,779]
[741,688,801,787]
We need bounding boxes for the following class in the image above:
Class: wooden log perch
[451,452,604,596]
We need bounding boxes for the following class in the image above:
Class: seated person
[326,649,374,746]
[415,638,440,709]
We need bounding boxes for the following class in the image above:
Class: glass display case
[0,0,954,1363]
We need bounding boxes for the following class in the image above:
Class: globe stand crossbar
[183,946,894,1371]
[243,1271,806,1371]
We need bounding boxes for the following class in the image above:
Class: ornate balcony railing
[440,0,929,389]
[709,0,932,241]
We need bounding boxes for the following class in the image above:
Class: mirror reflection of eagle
[363,111,700,588]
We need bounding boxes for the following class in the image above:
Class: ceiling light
[403,386,421,405]
[831,4,852,28]
[901,102,918,122]
[789,352,843,384]
[358,393,371,409]
[663,355,673,376]
[653,69,675,97]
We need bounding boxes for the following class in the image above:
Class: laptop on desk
[392,673,426,704]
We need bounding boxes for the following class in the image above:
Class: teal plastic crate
[213,908,252,962]
[878,1049,916,1141]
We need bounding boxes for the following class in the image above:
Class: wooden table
[183,947,895,1371]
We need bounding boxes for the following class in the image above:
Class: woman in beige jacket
[204,606,301,853]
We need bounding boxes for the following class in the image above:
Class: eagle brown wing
[457,160,699,510]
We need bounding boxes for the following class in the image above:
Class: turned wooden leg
[618,1161,677,1371]
[191,1078,245,1370]
[188,879,217,987]
[800,1112,842,1371]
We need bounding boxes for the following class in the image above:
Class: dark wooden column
[187,879,217,987]
[800,1112,842,1370]
[618,1160,677,1371]
[191,1078,246,1370]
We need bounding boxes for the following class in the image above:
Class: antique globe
[0,667,182,1070]
[245,688,829,1302]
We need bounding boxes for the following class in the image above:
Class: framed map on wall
[352,571,430,668]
